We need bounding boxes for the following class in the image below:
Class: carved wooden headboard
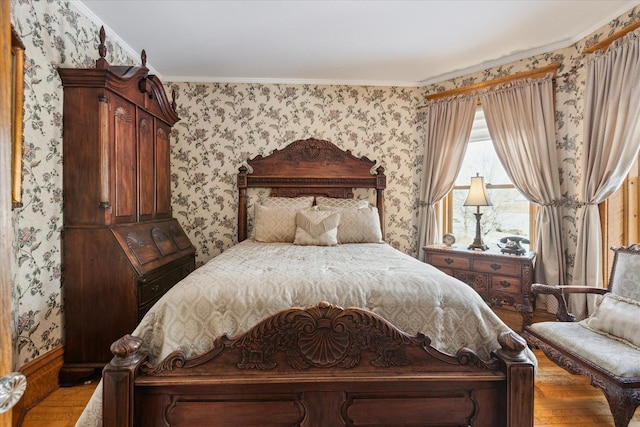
[237,138,386,241]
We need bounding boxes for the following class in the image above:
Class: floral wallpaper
[9,0,640,366]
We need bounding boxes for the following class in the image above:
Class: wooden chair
[522,244,640,427]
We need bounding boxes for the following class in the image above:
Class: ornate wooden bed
[100,139,534,427]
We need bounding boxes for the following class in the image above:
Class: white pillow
[338,206,383,243]
[319,206,383,243]
[581,293,640,349]
[251,197,314,239]
[294,210,340,246]
[315,196,369,210]
[254,204,299,243]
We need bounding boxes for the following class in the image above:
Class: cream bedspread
[76,240,536,427]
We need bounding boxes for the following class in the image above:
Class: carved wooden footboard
[103,302,534,427]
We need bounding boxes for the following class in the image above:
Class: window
[441,108,534,249]
[599,154,640,286]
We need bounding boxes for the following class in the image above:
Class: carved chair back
[608,244,640,301]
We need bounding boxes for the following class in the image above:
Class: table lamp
[463,173,492,251]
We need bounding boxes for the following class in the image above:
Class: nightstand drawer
[473,259,521,277]
[490,275,522,295]
[454,270,488,293]
[428,253,471,270]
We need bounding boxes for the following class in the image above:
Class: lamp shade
[463,174,492,207]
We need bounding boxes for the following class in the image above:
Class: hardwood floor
[20,381,96,427]
[534,348,640,426]
[19,347,640,426]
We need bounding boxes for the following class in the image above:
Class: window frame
[599,155,639,286]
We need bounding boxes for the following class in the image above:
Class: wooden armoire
[58,28,195,384]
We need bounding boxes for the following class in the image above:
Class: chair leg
[602,387,639,427]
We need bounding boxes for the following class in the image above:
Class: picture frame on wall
[11,25,25,210]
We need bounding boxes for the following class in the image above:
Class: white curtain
[479,76,565,294]
[417,95,476,260]
[572,28,640,318]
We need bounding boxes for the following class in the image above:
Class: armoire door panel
[139,111,155,221]
[113,97,136,223]
[156,122,171,217]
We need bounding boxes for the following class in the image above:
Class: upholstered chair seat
[522,244,640,427]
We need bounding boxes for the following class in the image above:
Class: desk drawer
[489,275,522,295]
[138,258,195,317]
[428,253,471,270]
[473,258,520,277]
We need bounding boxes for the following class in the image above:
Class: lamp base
[468,241,489,251]
[468,212,489,251]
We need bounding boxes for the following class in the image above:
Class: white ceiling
[75,0,638,87]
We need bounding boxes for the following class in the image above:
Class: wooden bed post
[375,166,386,238]
[237,165,248,241]
[496,331,535,427]
[102,335,147,427]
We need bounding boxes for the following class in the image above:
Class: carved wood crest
[250,138,371,165]
[231,301,419,370]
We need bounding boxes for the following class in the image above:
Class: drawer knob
[444,257,454,265]
[490,263,502,271]
[499,280,511,288]
[151,284,160,293]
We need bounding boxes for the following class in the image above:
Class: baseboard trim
[12,345,64,427]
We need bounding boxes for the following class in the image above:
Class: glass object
[0,372,27,413]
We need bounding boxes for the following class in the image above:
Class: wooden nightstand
[423,245,536,330]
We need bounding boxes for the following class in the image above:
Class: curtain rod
[415,62,593,110]
[583,20,640,54]
[423,64,560,102]
[417,21,640,109]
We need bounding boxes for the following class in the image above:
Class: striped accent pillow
[581,293,640,349]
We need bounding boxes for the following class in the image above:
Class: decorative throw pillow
[580,293,640,349]
[254,204,299,243]
[294,210,341,246]
[315,196,369,210]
